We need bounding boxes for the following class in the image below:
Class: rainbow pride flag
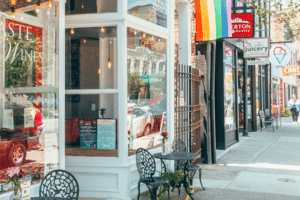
[195,0,232,41]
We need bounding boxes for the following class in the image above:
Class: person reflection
[31,101,44,150]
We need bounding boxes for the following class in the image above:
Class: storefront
[0,0,64,198]
[215,40,239,149]
[63,0,174,199]
[0,0,177,199]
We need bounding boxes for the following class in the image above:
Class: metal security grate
[175,65,192,152]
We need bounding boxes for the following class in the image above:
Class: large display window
[127,28,167,156]
[128,0,167,28]
[65,26,118,157]
[66,0,117,15]
[0,2,59,195]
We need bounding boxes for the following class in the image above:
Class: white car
[128,107,154,139]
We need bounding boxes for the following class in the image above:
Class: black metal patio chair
[136,148,170,200]
[258,110,274,132]
[39,169,79,200]
[173,138,205,191]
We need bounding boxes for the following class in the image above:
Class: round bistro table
[153,152,200,200]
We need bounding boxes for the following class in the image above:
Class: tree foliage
[238,0,300,41]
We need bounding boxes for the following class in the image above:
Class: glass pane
[128,0,168,28]
[127,28,167,156]
[0,3,59,193]
[66,27,117,89]
[66,0,117,15]
[224,66,236,131]
[65,94,118,157]
[224,47,233,66]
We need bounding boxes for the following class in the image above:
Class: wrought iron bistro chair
[258,110,274,132]
[265,109,275,122]
[39,170,79,200]
[136,148,170,200]
[173,138,205,191]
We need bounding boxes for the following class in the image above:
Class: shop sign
[243,38,270,58]
[24,108,34,128]
[282,65,300,76]
[247,58,270,65]
[269,45,292,67]
[231,13,253,38]
[139,75,159,85]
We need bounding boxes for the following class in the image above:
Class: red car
[0,128,39,167]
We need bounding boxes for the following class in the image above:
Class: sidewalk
[81,116,300,199]
[192,116,300,200]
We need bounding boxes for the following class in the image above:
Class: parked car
[147,96,167,116]
[0,128,39,167]
[128,107,154,139]
[127,99,137,108]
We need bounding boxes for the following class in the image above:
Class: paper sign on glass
[97,119,116,150]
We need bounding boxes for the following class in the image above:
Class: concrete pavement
[191,116,300,200]
[81,116,300,199]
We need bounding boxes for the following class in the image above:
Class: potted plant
[6,167,24,200]
[157,169,191,200]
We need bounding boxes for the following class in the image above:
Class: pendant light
[11,7,16,19]
[107,38,111,69]
[36,0,41,14]
[10,0,17,6]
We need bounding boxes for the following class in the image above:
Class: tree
[128,73,144,99]
[238,0,300,41]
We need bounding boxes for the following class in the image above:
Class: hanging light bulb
[143,33,146,38]
[134,30,137,35]
[11,7,16,20]
[10,0,17,6]
[107,59,111,69]
[26,0,32,2]
[101,27,105,33]
[70,28,75,35]
[98,68,101,74]
[48,0,53,8]
[81,4,84,9]
[83,39,87,43]
[36,0,41,14]
[35,6,40,13]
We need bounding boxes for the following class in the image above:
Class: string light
[101,27,105,33]
[70,28,75,35]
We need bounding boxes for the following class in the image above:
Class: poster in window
[3,109,14,130]
[97,119,116,150]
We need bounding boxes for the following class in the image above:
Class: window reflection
[224,66,236,131]
[127,28,167,155]
[128,0,167,28]
[66,0,117,15]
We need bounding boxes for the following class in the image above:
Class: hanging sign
[247,58,270,65]
[269,45,292,67]
[282,65,300,76]
[243,38,270,58]
[231,13,254,38]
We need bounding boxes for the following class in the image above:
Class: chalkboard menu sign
[97,119,116,150]
[79,119,97,149]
